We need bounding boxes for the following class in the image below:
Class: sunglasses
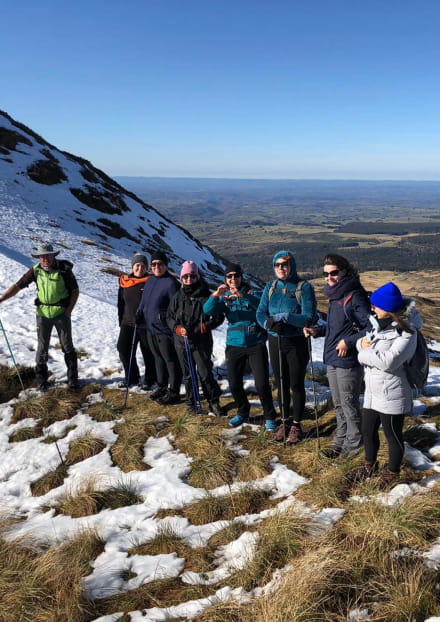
[323,269,340,278]
[151,261,164,267]
[274,261,289,268]
[182,273,197,281]
[226,273,241,279]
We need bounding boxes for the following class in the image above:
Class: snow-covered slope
[0,110,234,303]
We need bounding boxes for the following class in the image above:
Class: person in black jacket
[117,253,156,389]
[304,254,370,458]
[168,261,224,415]
[137,251,182,405]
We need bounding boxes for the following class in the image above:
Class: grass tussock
[0,529,103,622]
[12,388,83,427]
[183,486,271,525]
[111,412,157,472]
[31,463,69,497]
[9,425,42,442]
[51,477,143,517]
[208,520,249,548]
[64,435,106,466]
[172,417,224,459]
[235,448,273,481]
[403,423,439,449]
[0,363,34,402]
[42,425,76,443]
[85,400,122,422]
[188,443,236,488]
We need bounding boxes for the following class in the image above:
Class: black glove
[135,310,144,326]
[266,317,284,334]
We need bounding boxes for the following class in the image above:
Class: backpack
[267,279,318,325]
[404,329,429,390]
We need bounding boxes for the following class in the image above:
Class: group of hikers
[0,242,423,483]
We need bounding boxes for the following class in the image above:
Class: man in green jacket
[0,242,80,390]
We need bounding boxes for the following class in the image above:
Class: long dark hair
[323,253,359,278]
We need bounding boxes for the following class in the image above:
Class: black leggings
[362,408,405,473]
[226,342,276,419]
[117,325,156,385]
[268,334,309,424]
[147,332,182,394]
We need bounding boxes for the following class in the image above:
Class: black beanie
[151,251,168,265]
[224,262,242,276]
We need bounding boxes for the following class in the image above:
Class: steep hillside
[0,110,235,300]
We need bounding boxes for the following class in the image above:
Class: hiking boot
[320,446,342,459]
[265,419,278,432]
[274,424,288,442]
[287,424,303,446]
[39,380,52,392]
[348,461,379,483]
[138,382,155,391]
[157,390,180,405]
[67,380,80,391]
[378,468,400,488]
[209,400,224,417]
[150,386,167,401]
[228,414,248,427]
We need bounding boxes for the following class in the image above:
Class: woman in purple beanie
[356,281,422,484]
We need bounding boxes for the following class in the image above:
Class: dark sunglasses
[274,261,289,268]
[182,273,197,281]
[226,272,241,279]
[323,269,340,277]
[151,261,164,267]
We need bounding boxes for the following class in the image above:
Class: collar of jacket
[119,274,150,288]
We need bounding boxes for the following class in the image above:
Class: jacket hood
[272,250,298,279]
[402,298,423,331]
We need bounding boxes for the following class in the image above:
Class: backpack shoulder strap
[268,280,277,301]
[295,280,306,307]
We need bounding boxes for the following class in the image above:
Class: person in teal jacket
[203,263,277,428]
[257,250,317,445]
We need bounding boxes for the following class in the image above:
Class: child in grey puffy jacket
[356,282,421,482]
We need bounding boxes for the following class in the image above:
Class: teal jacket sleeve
[286,281,317,328]
[256,282,271,329]
[203,294,226,315]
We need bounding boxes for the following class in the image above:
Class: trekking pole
[124,326,138,409]
[0,316,25,391]
[277,334,287,446]
[184,336,202,413]
[306,333,321,451]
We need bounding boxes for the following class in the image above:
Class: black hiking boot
[209,400,224,417]
[157,390,180,405]
[150,386,168,401]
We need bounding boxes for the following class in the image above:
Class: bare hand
[360,337,372,349]
[303,327,316,338]
[214,284,228,297]
[336,339,348,357]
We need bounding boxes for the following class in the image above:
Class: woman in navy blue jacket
[257,251,317,445]
[304,254,370,458]
[203,263,277,428]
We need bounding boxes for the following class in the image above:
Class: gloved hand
[265,317,284,333]
[135,310,144,326]
[175,325,187,337]
[272,312,289,323]
[199,323,207,334]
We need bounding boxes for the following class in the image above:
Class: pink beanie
[180,260,199,279]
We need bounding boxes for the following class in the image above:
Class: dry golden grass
[12,388,83,427]
[188,443,236,488]
[111,411,157,472]
[183,486,271,525]
[0,528,103,622]
[85,400,121,422]
[31,463,69,497]
[172,417,224,459]
[208,520,249,548]
[51,477,143,518]
[64,435,107,466]
[9,425,42,442]
[0,363,34,402]
[236,448,274,481]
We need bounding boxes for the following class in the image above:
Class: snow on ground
[1,247,440,621]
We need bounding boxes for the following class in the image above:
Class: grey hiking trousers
[327,365,363,455]
[36,313,77,383]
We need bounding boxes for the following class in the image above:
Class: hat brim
[32,250,60,258]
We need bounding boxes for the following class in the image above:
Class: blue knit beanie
[272,250,296,274]
[370,282,404,313]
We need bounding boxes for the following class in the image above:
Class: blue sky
[2,0,440,179]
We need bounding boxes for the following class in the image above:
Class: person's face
[39,254,56,269]
[181,272,198,285]
[225,272,242,291]
[323,264,346,286]
[151,260,167,277]
[274,258,291,280]
[371,304,390,319]
[133,262,147,277]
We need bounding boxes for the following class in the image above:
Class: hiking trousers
[362,408,406,473]
[36,313,77,383]
[117,324,156,386]
[226,342,276,419]
[327,365,363,454]
[147,332,182,395]
[268,334,309,424]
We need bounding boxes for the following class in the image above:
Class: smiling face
[151,260,167,277]
[225,271,242,293]
[133,262,147,277]
[323,263,346,287]
[39,254,56,270]
[274,257,291,280]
